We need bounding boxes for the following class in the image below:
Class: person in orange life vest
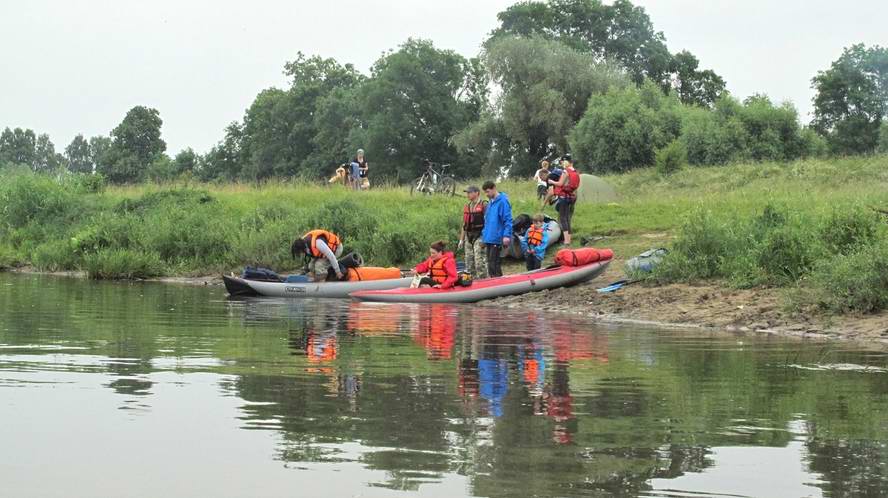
[290,229,344,281]
[548,154,581,246]
[520,213,550,271]
[457,185,488,279]
[413,240,458,289]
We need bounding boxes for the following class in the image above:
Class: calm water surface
[1,273,887,498]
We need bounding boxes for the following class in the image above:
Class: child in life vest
[520,213,550,271]
[413,240,458,289]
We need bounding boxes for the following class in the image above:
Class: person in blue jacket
[520,213,550,271]
[481,180,513,277]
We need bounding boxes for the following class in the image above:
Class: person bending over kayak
[414,240,458,289]
[481,180,513,278]
[290,229,344,281]
[520,213,550,271]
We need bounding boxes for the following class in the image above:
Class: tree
[32,134,60,173]
[358,39,486,180]
[199,122,244,181]
[483,35,627,175]
[569,80,681,172]
[99,106,166,183]
[0,127,36,166]
[173,148,198,175]
[65,134,93,174]
[88,136,112,174]
[671,50,727,107]
[812,44,888,155]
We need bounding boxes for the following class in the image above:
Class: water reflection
[1,273,888,498]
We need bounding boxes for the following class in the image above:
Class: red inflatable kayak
[351,249,612,304]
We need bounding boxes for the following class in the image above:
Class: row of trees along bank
[2,0,887,184]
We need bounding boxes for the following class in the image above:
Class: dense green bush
[32,240,80,272]
[570,81,681,172]
[655,140,687,176]
[820,208,880,255]
[800,244,888,313]
[0,244,22,269]
[83,249,164,280]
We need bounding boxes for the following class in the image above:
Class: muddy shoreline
[7,264,888,347]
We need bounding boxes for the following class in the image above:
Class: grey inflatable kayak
[350,259,609,304]
[223,274,413,298]
[502,219,562,259]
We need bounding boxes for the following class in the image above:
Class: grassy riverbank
[3,155,888,314]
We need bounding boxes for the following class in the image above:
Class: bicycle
[410,160,456,196]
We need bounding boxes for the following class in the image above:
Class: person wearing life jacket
[290,229,344,281]
[457,185,488,279]
[520,213,551,271]
[548,154,581,246]
[413,240,458,289]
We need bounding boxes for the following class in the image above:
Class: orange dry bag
[346,267,403,281]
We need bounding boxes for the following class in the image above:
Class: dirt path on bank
[495,257,888,346]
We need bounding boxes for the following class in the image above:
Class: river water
[1,273,886,498]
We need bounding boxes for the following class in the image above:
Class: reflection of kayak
[351,259,610,304]
[223,274,413,298]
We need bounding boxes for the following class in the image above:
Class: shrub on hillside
[655,140,687,176]
[32,240,81,272]
[798,243,888,313]
[820,208,880,255]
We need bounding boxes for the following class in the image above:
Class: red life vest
[555,167,581,199]
[303,229,340,258]
[429,256,451,284]
[526,225,544,247]
[462,201,486,232]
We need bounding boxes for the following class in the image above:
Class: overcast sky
[1,0,886,155]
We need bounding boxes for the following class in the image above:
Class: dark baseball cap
[464,185,480,193]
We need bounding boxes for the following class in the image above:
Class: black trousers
[486,244,503,277]
[525,253,542,271]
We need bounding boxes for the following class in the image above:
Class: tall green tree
[173,148,197,175]
[238,54,364,180]
[812,44,888,155]
[671,50,727,107]
[65,134,93,174]
[0,127,36,166]
[88,136,112,174]
[358,39,487,180]
[32,133,60,173]
[481,35,627,175]
[199,122,244,181]
[99,106,166,183]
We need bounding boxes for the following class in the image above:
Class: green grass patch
[83,249,165,280]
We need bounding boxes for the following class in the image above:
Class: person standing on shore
[458,185,488,279]
[520,213,550,271]
[352,149,369,190]
[548,154,580,246]
[534,161,550,200]
[481,180,512,278]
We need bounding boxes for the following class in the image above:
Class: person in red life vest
[413,240,458,289]
[457,185,488,279]
[290,229,344,281]
[548,154,581,246]
[519,213,551,271]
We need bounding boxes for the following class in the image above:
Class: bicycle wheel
[410,175,428,196]
[437,177,457,196]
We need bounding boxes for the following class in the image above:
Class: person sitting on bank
[290,229,344,281]
[533,161,550,200]
[481,180,513,278]
[413,240,458,289]
[520,213,550,271]
[458,185,488,279]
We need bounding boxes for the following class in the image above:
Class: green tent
[575,173,618,203]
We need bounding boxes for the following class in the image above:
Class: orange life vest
[429,257,450,284]
[462,201,487,232]
[303,229,340,258]
[526,225,544,247]
[555,167,581,199]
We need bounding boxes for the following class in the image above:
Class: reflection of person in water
[478,355,509,418]
[414,304,457,360]
[544,362,575,445]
